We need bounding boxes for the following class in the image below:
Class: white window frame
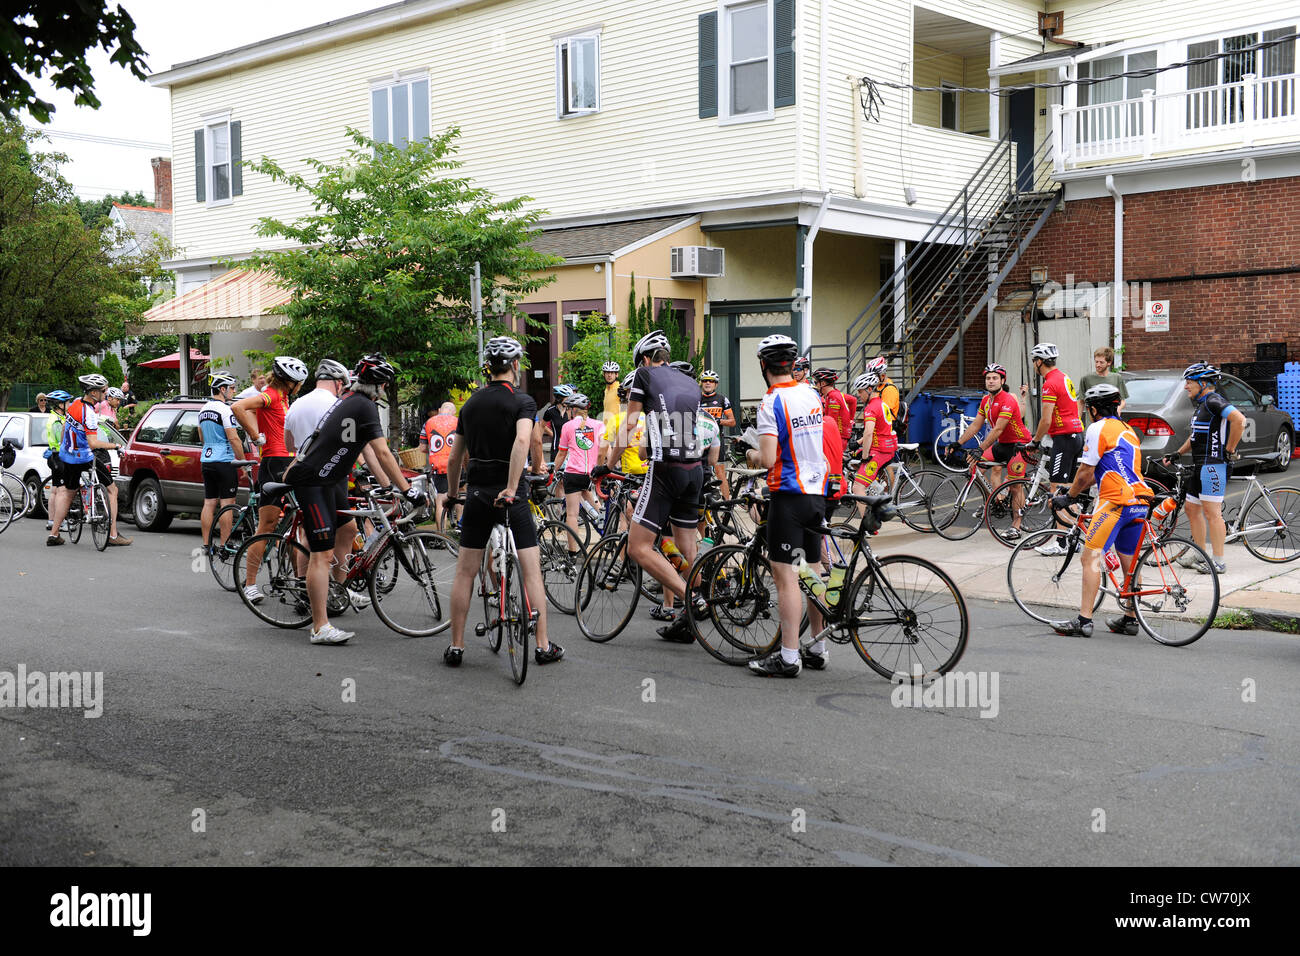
[939,81,960,131]
[718,0,774,125]
[202,111,233,208]
[555,29,601,118]
[369,70,431,149]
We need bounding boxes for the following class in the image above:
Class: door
[163,409,206,509]
[1009,89,1035,191]
[1217,376,1269,457]
[518,302,558,409]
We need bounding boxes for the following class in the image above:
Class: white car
[0,411,125,518]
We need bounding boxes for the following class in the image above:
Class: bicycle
[61,460,111,551]
[848,442,947,533]
[0,482,14,534]
[933,401,989,472]
[1006,497,1219,646]
[926,452,1001,541]
[1,439,31,518]
[206,461,266,591]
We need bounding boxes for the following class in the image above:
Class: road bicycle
[0,482,14,535]
[848,442,948,533]
[1006,497,1219,646]
[933,400,989,472]
[61,459,112,551]
[206,461,272,590]
[926,452,1002,541]
[1,440,31,518]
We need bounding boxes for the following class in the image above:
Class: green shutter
[230,121,242,196]
[193,128,205,202]
[699,12,718,119]
[774,0,796,108]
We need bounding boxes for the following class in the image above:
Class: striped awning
[131,269,294,334]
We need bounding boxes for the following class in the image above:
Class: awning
[131,269,294,335]
[138,348,209,369]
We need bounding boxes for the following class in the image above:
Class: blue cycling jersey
[1189,391,1236,465]
[199,399,238,463]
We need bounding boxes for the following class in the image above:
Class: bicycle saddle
[260,482,294,501]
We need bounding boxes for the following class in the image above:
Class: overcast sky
[24,0,390,202]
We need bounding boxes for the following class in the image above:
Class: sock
[1079,615,1092,625]
[780,646,800,665]
[810,640,826,655]
[1214,554,1224,563]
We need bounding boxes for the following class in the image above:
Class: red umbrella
[137,349,210,370]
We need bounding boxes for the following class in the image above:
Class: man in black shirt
[444,336,563,668]
[285,354,418,646]
[534,383,572,462]
[697,368,734,497]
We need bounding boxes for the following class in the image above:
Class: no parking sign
[1145,300,1170,332]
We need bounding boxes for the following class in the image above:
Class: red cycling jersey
[865,396,897,454]
[821,388,852,442]
[1042,368,1082,436]
[254,386,291,458]
[979,389,1031,444]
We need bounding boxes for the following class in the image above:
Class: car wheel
[24,472,47,518]
[1273,428,1293,473]
[132,477,173,532]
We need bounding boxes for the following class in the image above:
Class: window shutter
[230,121,242,196]
[698,12,718,119]
[774,0,796,108]
[193,128,205,202]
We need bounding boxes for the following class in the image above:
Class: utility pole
[472,261,483,374]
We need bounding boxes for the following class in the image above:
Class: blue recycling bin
[929,388,988,458]
[907,393,933,447]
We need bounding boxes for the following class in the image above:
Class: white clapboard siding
[1057,0,1296,45]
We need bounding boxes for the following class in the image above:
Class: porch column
[179,332,190,397]
[892,239,906,357]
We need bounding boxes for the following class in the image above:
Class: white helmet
[620,371,636,393]
[315,358,350,382]
[755,334,799,365]
[852,371,880,392]
[484,335,524,363]
[602,361,621,373]
[273,356,309,382]
[866,356,889,375]
[633,330,670,362]
[105,386,125,400]
[1030,342,1059,361]
[209,372,238,392]
[79,373,109,390]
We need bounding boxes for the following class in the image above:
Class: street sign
[1145,300,1169,332]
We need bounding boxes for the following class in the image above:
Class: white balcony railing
[1054,72,1300,170]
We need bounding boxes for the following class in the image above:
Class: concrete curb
[1216,605,1300,635]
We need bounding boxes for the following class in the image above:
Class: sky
[22,0,391,202]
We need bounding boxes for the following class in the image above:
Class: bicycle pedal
[474,623,487,637]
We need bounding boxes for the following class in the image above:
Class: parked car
[1118,369,1294,472]
[0,411,125,517]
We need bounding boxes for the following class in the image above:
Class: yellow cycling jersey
[604,412,648,475]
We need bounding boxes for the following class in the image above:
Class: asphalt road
[2,516,1298,866]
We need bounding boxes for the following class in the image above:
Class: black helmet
[353,353,396,386]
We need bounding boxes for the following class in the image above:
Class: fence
[3,384,62,411]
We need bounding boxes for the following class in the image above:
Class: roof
[530,216,697,260]
[989,43,1096,77]
[110,204,173,256]
[131,269,295,335]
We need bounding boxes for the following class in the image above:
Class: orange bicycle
[1005,496,1219,646]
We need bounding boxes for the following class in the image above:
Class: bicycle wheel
[1006,528,1105,626]
[91,486,111,551]
[505,551,529,685]
[67,501,84,544]
[933,424,983,473]
[688,544,783,664]
[846,555,969,681]
[575,534,641,643]
[2,471,29,518]
[480,549,503,653]
[927,475,988,541]
[369,531,459,637]
[985,477,1054,548]
[892,468,948,533]
[1131,535,1218,647]
[1240,486,1300,563]
[536,520,584,614]
[233,533,312,629]
[0,486,13,534]
[207,505,252,591]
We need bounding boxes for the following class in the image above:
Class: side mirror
[1262,395,1274,407]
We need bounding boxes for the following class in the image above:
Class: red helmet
[983,363,1007,381]
[812,367,838,385]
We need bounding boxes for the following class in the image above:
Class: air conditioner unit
[670,246,725,278]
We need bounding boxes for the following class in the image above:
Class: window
[196,117,241,205]
[1079,50,1157,138]
[2,417,25,449]
[724,1,770,118]
[136,408,181,445]
[556,33,600,116]
[171,410,202,447]
[699,1,794,120]
[940,82,959,131]
[1218,379,1256,407]
[370,74,430,149]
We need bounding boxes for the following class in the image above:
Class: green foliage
[1,2,148,123]
[76,190,151,229]
[116,398,157,436]
[626,274,702,367]
[558,314,632,416]
[123,334,211,400]
[98,351,124,385]
[76,355,102,379]
[243,126,562,435]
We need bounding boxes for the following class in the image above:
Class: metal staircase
[825,131,1061,402]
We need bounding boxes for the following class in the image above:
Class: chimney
[151,156,173,210]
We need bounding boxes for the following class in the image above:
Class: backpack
[59,415,93,465]
[1,440,14,469]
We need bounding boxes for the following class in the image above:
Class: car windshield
[1124,377,1180,406]
[30,413,50,446]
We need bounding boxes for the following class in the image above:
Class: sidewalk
[867,518,1300,634]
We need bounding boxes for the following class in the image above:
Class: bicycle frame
[1161,462,1296,544]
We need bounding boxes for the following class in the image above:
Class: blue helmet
[553,383,575,399]
[47,389,73,403]
[1182,362,1221,384]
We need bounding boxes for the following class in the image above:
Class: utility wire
[28,127,170,151]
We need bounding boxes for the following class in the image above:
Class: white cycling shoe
[349,591,372,610]
[243,585,265,605]
[310,624,354,645]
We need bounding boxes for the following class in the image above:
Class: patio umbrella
[137,348,210,369]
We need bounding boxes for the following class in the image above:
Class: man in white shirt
[285,359,350,453]
[235,368,268,402]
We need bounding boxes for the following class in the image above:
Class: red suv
[119,397,254,531]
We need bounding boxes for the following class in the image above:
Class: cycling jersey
[757,380,827,495]
[421,413,458,472]
[1081,417,1151,506]
[979,389,1032,444]
[537,402,566,461]
[284,387,338,453]
[695,410,720,450]
[1041,368,1082,436]
[1189,390,1237,465]
[820,387,852,442]
[199,399,238,463]
[823,419,846,500]
[456,380,538,493]
[864,396,897,455]
[558,415,600,475]
[286,391,384,487]
[842,392,858,433]
[879,379,900,418]
[254,386,292,457]
[45,411,65,453]
[629,364,702,463]
[603,412,647,475]
[698,392,733,422]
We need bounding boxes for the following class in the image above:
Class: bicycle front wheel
[933,425,975,473]
[505,551,529,685]
[985,477,1054,548]
[892,468,947,532]
[0,486,13,534]
[688,544,783,664]
[1240,486,1300,563]
[233,533,312,629]
[370,531,459,637]
[846,555,968,681]
[1131,535,1218,646]
[208,504,251,591]
[1,471,28,518]
[928,476,988,541]
[1006,528,1105,626]
[536,520,584,614]
[575,534,641,643]
[91,486,110,551]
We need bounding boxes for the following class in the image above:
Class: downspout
[604,256,614,318]
[819,0,831,191]
[802,192,832,353]
[1105,174,1124,365]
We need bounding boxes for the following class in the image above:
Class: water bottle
[825,562,848,606]
[1152,497,1176,521]
[581,499,601,526]
[660,538,687,572]
[698,536,714,555]
[1104,549,1121,573]
[795,557,827,598]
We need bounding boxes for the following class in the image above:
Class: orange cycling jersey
[422,414,457,472]
[1082,417,1152,506]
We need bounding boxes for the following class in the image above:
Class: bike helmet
[792,356,810,372]
[353,353,396,385]
[983,363,1008,381]
[756,334,799,366]
[1029,342,1059,361]
[812,367,839,385]
[852,371,881,392]
[79,373,109,390]
[670,360,694,375]
[602,361,621,373]
[1182,362,1221,384]
[553,383,575,399]
[105,387,125,400]
[484,335,524,363]
[633,330,671,362]
[866,356,889,376]
[618,371,636,398]
[273,356,309,382]
[47,389,72,403]
[563,392,591,409]
[1083,383,1122,405]
[700,369,719,383]
[209,372,238,393]
[315,358,350,382]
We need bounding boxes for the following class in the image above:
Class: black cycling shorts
[202,462,238,500]
[430,472,449,495]
[631,461,703,533]
[60,455,111,493]
[458,486,538,551]
[1047,432,1083,484]
[562,472,591,495]
[295,480,354,553]
[256,455,293,494]
[48,456,66,488]
[767,492,827,565]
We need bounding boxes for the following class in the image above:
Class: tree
[626,275,702,367]
[558,313,633,417]
[244,127,562,437]
[98,349,124,384]
[1,3,148,123]
[77,189,150,229]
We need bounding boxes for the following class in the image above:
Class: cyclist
[418,401,460,530]
[534,383,573,463]
[748,334,829,677]
[865,355,906,441]
[954,363,1033,537]
[812,367,853,443]
[698,369,735,498]
[1167,362,1245,575]
[850,370,898,492]
[598,329,706,643]
[199,372,243,552]
[600,372,647,533]
[95,386,124,426]
[233,355,308,604]
[48,374,130,547]
[792,356,810,385]
[1049,383,1153,638]
[444,336,563,667]
[600,361,622,425]
[43,390,72,532]
[552,392,601,557]
[284,354,420,646]
[1022,342,1084,555]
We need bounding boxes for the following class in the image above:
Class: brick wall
[1006,176,1300,370]
[151,157,173,211]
